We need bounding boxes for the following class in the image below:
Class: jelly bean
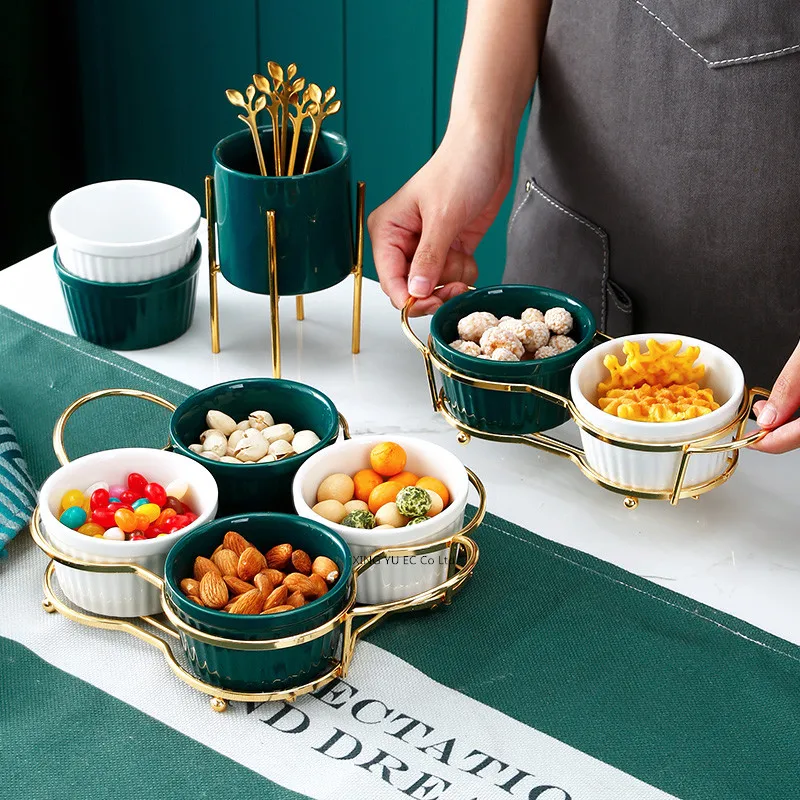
[91,508,116,528]
[133,513,150,532]
[165,479,189,502]
[135,502,161,523]
[78,522,105,537]
[60,506,87,529]
[170,514,191,531]
[109,484,127,499]
[132,498,148,510]
[156,507,177,526]
[144,482,167,507]
[60,489,85,510]
[90,488,109,510]
[143,526,161,539]
[165,497,187,515]
[108,497,121,505]
[114,507,137,534]
[129,532,146,541]
[120,489,137,506]
[103,527,126,541]
[127,472,148,494]
[184,512,198,523]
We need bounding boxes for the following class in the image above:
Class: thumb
[407,214,461,299]
[757,339,800,428]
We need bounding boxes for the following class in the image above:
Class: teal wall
[67,1,526,286]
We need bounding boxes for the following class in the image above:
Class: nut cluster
[181,530,340,615]
[188,409,321,464]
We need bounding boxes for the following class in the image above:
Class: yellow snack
[599,382,720,422]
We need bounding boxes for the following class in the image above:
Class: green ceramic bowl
[213,126,354,296]
[54,242,200,350]
[169,378,340,515]
[429,285,596,434]
[164,513,352,693]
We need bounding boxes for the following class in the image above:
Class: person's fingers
[405,283,471,317]
[749,417,800,454]
[368,208,417,310]
[754,339,800,429]
[407,212,464,299]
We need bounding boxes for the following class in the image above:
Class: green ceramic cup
[169,378,341,516]
[164,513,353,693]
[54,242,200,350]
[213,126,354,296]
[429,285,596,434]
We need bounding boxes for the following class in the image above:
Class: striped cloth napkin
[0,408,36,558]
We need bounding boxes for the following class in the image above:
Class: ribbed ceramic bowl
[570,333,745,492]
[430,285,596,434]
[293,435,469,604]
[38,448,218,617]
[55,242,200,350]
[163,514,352,693]
[169,379,341,516]
[49,180,201,282]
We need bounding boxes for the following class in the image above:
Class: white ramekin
[570,333,745,493]
[49,180,201,283]
[293,435,469,605]
[39,448,218,617]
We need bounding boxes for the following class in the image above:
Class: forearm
[447,0,551,150]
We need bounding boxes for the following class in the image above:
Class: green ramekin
[429,285,596,434]
[54,241,200,350]
[164,513,352,693]
[169,378,340,516]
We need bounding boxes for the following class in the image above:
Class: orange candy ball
[369,442,407,477]
[368,481,404,515]
[391,471,420,488]
[353,469,384,502]
[416,477,450,508]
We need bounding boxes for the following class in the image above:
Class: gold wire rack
[401,298,769,508]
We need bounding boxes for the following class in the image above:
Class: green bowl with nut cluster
[429,285,596,434]
[164,513,353,693]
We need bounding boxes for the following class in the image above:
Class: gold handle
[687,386,771,454]
[338,412,352,441]
[52,388,177,466]
[29,506,165,589]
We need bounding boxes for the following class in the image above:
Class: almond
[253,572,274,595]
[283,572,319,598]
[261,604,294,615]
[211,548,239,577]
[228,588,265,615]
[193,556,221,581]
[287,591,306,609]
[199,572,229,609]
[309,573,329,597]
[212,544,226,556]
[238,547,267,581]
[262,568,285,586]
[180,578,200,596]
[265,543,292,570]
[262,584,289,611]
[223,575,256,596]
[223,530,252,556]
[291,549,312,575]
[187,595,204,606]
[312,556,340,586]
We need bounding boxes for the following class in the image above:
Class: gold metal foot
[42,598,56,614]
[691,495,700,500]
[351,181,365,355]
[623,496,639,510]
[205,175,221,354]
[457,432,471,446]
[266,209,281,378]
[210,697,229,713]
[296,295,305,321]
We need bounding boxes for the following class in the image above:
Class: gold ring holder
[205,177,365,378]
[402,297,769,508]
[30,469,484,712]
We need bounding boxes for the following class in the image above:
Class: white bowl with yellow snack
[570,333,745,492]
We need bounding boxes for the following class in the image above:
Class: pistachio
[257,454,278,463]
[261,423,294,444]
[268,439,294,458]
[234,430,268,462]
[220,456,241,463]
[228,429,246,451]
[237,420,251,430]
[202,451,221,462]
[201,430,227,457]
[248,410,275,430]
[292,429,320,454]
[189,444,204,454]
[206,410,238,436]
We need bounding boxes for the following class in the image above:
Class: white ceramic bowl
[49,180,201,283]
[293,435,470,605]
[39,448,218,617]
[570,333,745,493]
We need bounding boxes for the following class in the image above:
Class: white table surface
[2,231,798,647]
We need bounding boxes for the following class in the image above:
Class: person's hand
[750,339,800,453]
[368,126,514,316]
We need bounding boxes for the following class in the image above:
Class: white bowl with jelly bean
[39,448,218,617]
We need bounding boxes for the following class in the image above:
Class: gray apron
[504,0,800,389]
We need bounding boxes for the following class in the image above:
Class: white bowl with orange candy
[292,436,470,604]
[570,333,745,492]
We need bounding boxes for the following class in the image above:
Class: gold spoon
[286,88,314,177]
[225,85,268,176]
[302,85,341,174]
[252,73,281,175]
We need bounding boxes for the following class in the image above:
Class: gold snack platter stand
[401,299,769,508]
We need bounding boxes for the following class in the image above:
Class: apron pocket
[631,0,800,69]
[504,177,631,333]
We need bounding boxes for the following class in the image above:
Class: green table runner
[1,304,799,799]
